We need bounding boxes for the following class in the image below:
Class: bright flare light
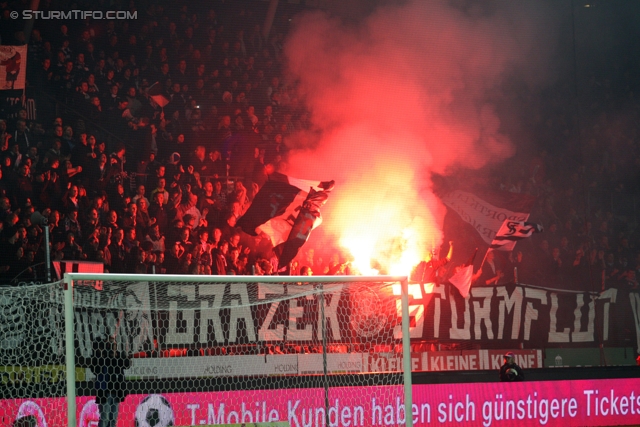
[340,235,379,276]
[321,153,445,278]
[340,199,436,276]
[339,220,430,277]
[282,1,543,279]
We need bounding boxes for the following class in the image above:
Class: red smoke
[280,1,556,274]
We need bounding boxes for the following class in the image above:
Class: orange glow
[281,2,534,272]
[324,158,445,276]
[340,225,424,276]
[284,131,448,277]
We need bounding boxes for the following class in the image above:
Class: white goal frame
[63,273,413,427]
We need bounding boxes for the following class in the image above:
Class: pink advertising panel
[1,378,640,426]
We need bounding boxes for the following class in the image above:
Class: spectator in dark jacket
[90,335,131,427]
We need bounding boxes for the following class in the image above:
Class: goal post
[56,273,412,427]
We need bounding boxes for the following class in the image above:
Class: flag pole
[478,248,490,271]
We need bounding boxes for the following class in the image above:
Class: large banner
[0,281,638,366]
[398,284,630,348]
[2,378,640,426]
[0,46,26,90]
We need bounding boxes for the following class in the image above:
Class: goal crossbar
[63,273,408,283]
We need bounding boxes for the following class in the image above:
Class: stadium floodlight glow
[57,273,413,427]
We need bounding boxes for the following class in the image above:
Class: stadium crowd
[0,0,638,294]
[0,1,312,282]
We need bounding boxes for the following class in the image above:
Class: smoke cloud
[280,0,559,273]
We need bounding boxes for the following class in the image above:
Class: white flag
[449,264,474,298]
[490,220,543,251]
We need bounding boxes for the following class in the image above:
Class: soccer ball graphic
[15,400,47,427]
[135,394,175,427]
[79,399,100,427]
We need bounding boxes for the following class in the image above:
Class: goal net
[0,281,68,426]
[1,274,413,427]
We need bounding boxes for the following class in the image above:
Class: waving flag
[448,248,478,298]
[275,187,331,271]
[0,46,26,90]
[490,220,543,251]
[147,82,169,108]
[236,173,334,271]
[441,189,536,246]
[53,260,103,280]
